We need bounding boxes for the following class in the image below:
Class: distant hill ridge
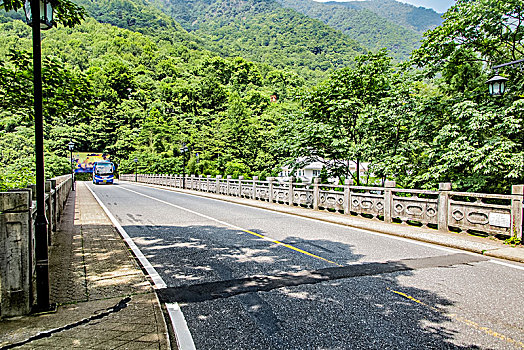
[328,0,443,33]
[2,0,442,78]
[277,0,443,60]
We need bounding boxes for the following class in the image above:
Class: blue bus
[92,161,115,185]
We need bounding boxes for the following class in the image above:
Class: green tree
[281,50,393,185]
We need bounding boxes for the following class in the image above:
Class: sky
[395,0,454,13]
[312,0,455,14]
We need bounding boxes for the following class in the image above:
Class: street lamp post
[68,141,75,191]
[180,143,189,188]
[487,58,524,96]
[23,0,55,312]
[195,152,199,174]
[134,157,138,182]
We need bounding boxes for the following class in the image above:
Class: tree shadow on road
[123,223,509,350]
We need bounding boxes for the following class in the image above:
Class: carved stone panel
[449,199,511,235]
[294,189,313,207]
[318,190,344,212]
[274,190,288,202]
[392,196,438,225]
[256,187,270,201]
[351,192,384,217]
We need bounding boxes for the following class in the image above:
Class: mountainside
[65,0,367,80]
[155,0,366,78]
[336,0,443,33]
[71,0,202,45]
[277,0,422,60]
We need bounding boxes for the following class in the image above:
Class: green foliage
[339,0,443,33]
[277,0,429,61]
[153,0,365,81]
[0,0,521,196]
[412,0,524,73]
[279,50,394,185]
[0,0,86,28]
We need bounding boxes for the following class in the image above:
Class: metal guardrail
[0,175,73,317]
[121,174,523,240]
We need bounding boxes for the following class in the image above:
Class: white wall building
[277,158,369,184]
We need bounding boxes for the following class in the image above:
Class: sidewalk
[132,181,524,264]
[0,182,170,350]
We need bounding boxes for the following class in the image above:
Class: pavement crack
[0,297,131,350]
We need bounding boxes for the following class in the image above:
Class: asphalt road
[88,181,524,349]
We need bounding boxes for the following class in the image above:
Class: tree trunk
[356,158,360,186]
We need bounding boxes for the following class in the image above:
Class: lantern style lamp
[67,141,75,190]
[134,157,138,182]
[486,75,508,96]
[180,143,189,188]
[24,0,54,30]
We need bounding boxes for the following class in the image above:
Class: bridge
[1,176,523,349]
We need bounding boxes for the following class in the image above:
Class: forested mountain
[332,0,443,33]
[73,0,366,80]
[1,0,522,195]
[277,0,424,60]
[0,13,306,188]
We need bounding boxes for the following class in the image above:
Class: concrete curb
[120,180,524,264]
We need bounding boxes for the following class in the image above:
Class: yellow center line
[240,228,342,267]
[119,185,342,267]
[388,288,524,348]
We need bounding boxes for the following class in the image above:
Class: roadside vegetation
[0,0,522,193]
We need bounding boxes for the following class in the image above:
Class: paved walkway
[130,181,524,264]
[0,182,170,350]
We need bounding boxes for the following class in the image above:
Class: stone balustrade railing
[121,174,523,241]
[0,175,73,317]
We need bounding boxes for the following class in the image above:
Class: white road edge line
[166,303,197,350]
[121,181,524,271]
[86,184,197,350]
[117,186,301,249]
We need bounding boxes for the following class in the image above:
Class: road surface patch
[157,253,487,304]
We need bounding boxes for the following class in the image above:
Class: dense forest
[73,0,366,79]
[276,0,440,61]
[0,0,523,194]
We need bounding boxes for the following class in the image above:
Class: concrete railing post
[48,179,57,232]
[216,175,222,194]
[45,180,53,244]
[288,176,294,206]
[438,182,452,232]
[344,179,351,215]
[0,191,33,317]
[207,175,212,192]
[239,176,244,197]
[227,175,232,196]
[268,177,274,203]
[252,176,258,200]
[511,185,523,240]
[191,175,195,190]
[384,180,396,223]
[313,178,320,210]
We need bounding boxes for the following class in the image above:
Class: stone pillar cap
[384,180,396,188]
[439,182,452,191]
[512,184,524,195]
